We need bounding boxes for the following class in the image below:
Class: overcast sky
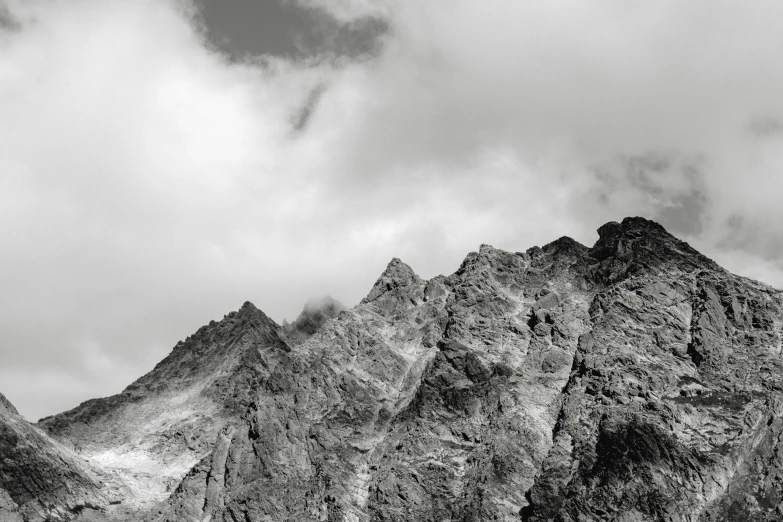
[1,0,783,421]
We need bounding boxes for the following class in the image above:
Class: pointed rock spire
[236,300,275,324]
[362,258,423,304]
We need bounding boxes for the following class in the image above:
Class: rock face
[37,303,291,514]
[4,216,783,521]
[522,220,783,522]
[0,393,121,521]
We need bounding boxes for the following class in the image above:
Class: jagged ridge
[3,217,783,522]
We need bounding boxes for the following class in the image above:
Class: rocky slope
[522,221,783,522]
[0,392,123,521]
[36,303,292,515]
[3,216,783,521]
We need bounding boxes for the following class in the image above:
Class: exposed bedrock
[4,217,783,521]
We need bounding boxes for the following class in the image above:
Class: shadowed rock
[5,217,783,521]
[0,393,120,521]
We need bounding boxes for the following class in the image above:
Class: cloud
[293,0,391,24]
[1,0,783,420]
[306,0,783,267]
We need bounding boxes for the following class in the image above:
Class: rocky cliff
[36,303,292,516]
[0,392,124,521]
[4,217,783,521]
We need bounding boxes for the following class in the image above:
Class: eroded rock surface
[522,219,783,522]
[36,303,291,514]
[5,217,783,521]
[0,393,122,521]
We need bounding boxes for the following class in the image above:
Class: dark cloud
[195,0,386,60]
[291,82,327,132]
[747,117,783,138]
[0,4,19,30]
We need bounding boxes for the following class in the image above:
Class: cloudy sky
[1,0,783,421]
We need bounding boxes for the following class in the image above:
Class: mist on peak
[283,295,346,343]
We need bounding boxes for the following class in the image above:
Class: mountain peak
[385,257,411,272]
[478,243,496,254]
[597,216,669,241]
[233,300,280,328]
[542,236,588,257]
[587,216,718,282]
[236,300,264,319]
[14,217,783,521]
[362,257,422,304]
[0,392,18,416]
[240,300,258,311]
[591,216,678,259]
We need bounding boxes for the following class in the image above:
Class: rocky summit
[3,217,783,521]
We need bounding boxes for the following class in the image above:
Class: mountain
[3,216,783,521]
[0,392,124,521]
[36,303,291,516]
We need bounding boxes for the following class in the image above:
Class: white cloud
[2,0,783,420]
